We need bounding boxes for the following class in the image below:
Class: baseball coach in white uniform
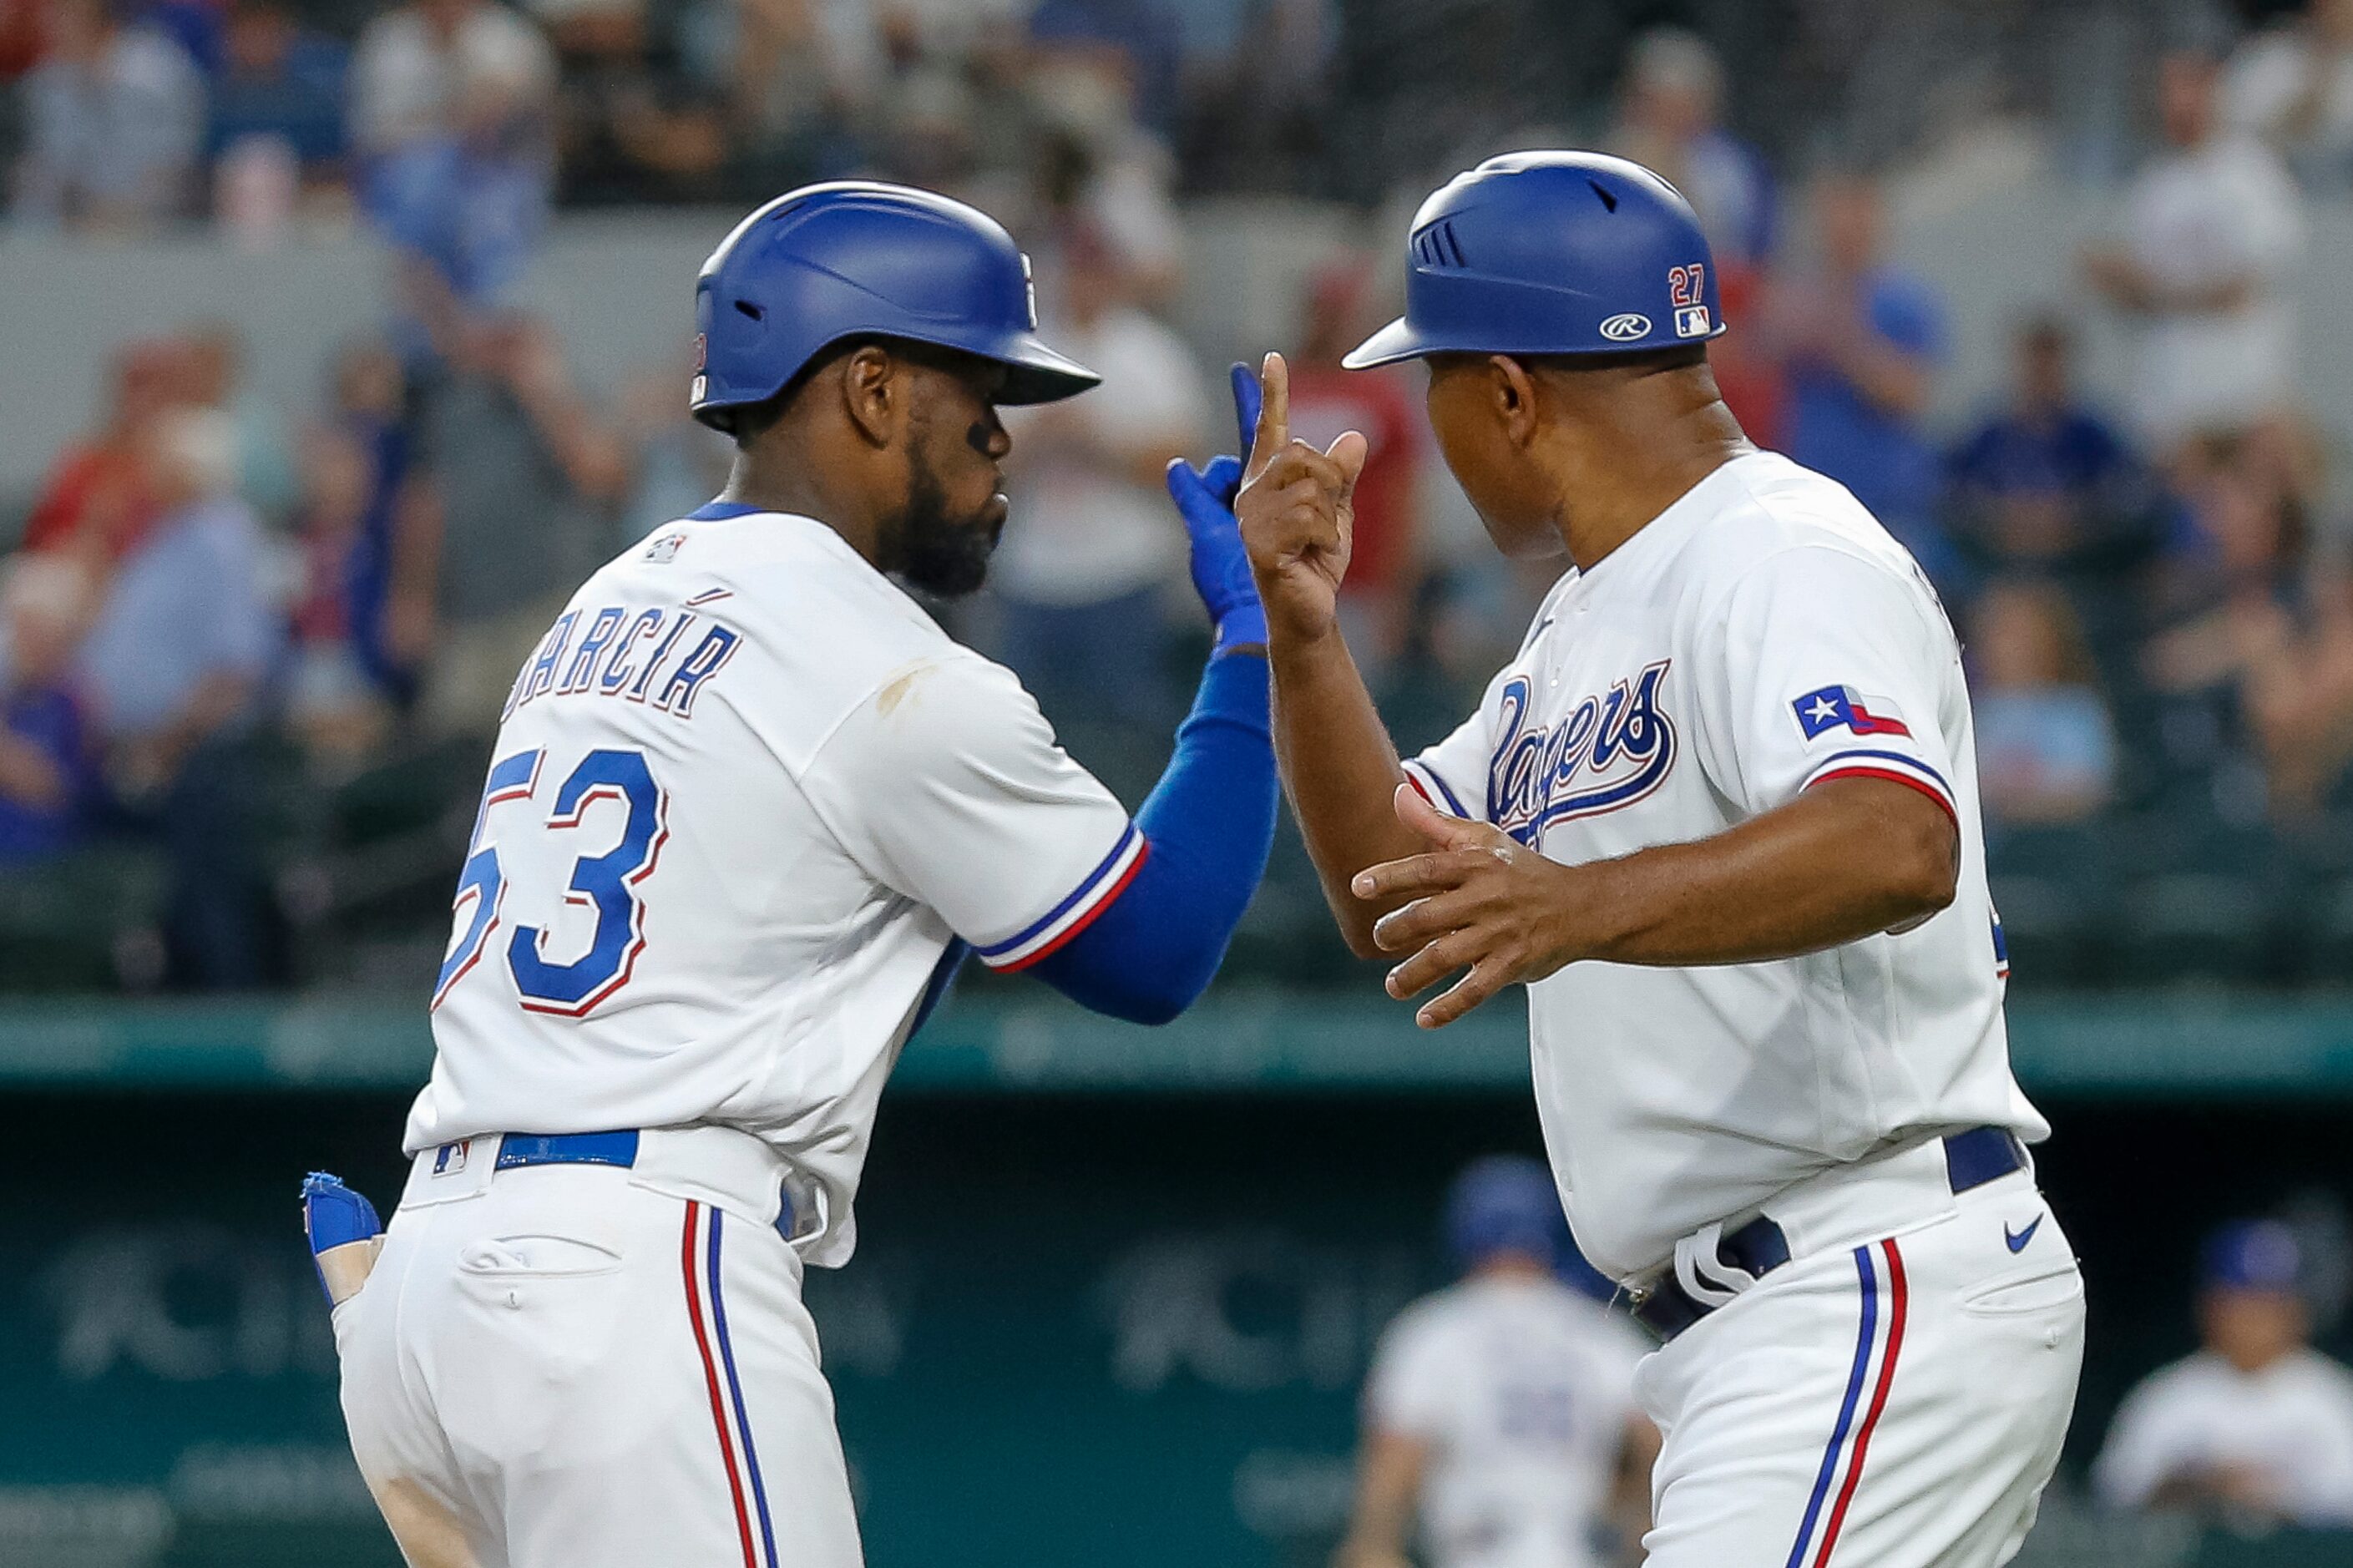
[311,182,1283,1568]
[1233,151,2085,1566]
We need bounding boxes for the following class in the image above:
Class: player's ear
[1490,355,1541,448]
[839,345,898,448]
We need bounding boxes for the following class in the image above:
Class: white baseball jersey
[1403,451,2047,1280]
[2094,1348,2353,1524]
[407,503,1141,1266]
[1365,1273,1647,1568]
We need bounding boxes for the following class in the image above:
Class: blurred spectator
[616,355,731,544]
[1946,317,2147,572]
[286,428,397,768]
[0,0,45,78]
[1175,0,1333,195]
[1020,55,1185,303]
[2239,560,2353,817]
[143,0,226,74]
[539,0,719,205]
[1606,27,1774,273]
[206,0,352,203]
[1770,172,1955,588]
[994,227,1202,722]
[1027,0,1182,139]
[413,311,627,735]
[1708,261,1786,452]
[2083,48,2305,454]
[19,336,195,563]
[2224,0,2353,189]
[185,322,300,522]
[78,407,281,987]
[2144,439,2353,818]
[326,339,435,702]
[2095,1220,2353,1527]
[862,11,986,189]
[1971,579,2116,826]
[648,0,878,202]
[352,0,557,303]
[12,0,204,229]
[0,555,97,865]
[1284,259,1422,678]
[1334,1156,1654,1568]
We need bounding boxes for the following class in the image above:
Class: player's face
[1423,356,1566,560]
[2201,1288,2307,1373]
[885,357,1013,597]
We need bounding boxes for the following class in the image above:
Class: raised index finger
[1245,352,1289,482]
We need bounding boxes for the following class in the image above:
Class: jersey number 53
[433,746,670,1017]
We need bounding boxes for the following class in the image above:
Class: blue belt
[460,1130,795,1237]
[1628,1126,2027,1343]
[493,1130,641,1170]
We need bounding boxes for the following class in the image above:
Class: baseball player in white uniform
[2094,1220,2353,1525]
[307,182,1282,1568]
[1232,151,2086,1565]
[1338,1156,1656,1568]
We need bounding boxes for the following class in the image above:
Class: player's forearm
[1568,778,1958,968]
[1269,626,1425,958]
[1333,1431,1425,1568]
[1028,652,1275,1024]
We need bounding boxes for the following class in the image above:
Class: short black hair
[699,336,993,448]
[698,336,877,446]
[1525,343,1708,377]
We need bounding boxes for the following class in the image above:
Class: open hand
[1233,352,1367,644]
[1353,783,1585,1028]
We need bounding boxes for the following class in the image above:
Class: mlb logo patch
[1675,305,1713,338]
[1793,684,1912,740]
[433,1139,471,1176]
[645,531,688,564]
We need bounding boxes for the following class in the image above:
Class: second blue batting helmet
[691,181,1100,427]
[1344,150,1726,369]
[1445,1155,1568,1272]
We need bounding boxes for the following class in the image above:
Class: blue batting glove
[1227,360,1262,462]
[302,1170,383,1308]
[1166,454,1265,651]
[1163,364,1269,653]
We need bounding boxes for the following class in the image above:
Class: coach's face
[1423,354,1566,559]
[886,353,1014,597]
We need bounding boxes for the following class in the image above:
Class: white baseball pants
[332,1130,863,1568]
[1634,1144,2085,1567]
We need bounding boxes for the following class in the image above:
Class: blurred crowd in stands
[8,0,2353,994]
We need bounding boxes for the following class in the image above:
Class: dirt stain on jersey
[876,664,931,720]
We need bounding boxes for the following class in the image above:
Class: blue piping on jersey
[686,501,767,521]
[1028,653,1275,1025]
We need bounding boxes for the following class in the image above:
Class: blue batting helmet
[1343,150,1727,370]
[690,181,1100,427]
[1445,1155,1568,1272]
[2203,1220,2302,1294]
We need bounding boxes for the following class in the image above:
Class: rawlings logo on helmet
[1599,312,1652,341]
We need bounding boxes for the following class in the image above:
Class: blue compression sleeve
[1028,651,1276,1024]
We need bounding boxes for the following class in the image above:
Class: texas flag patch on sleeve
[1792,685,1912,740]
